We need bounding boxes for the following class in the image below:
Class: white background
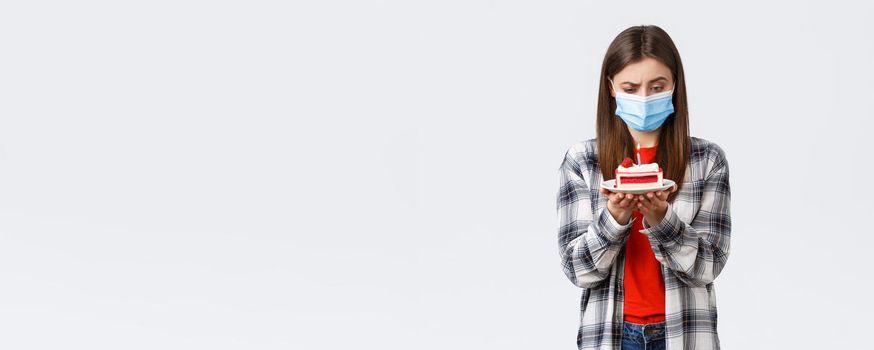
[1,1,872,349]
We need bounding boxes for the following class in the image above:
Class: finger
[638,198,653,212]
[641,192,655,205]
[633,194,645,206]
[641,193,658,210]
[622,195,636,209]
[600,188,617,202]
[647,190,667,204]
[619,195,633,207]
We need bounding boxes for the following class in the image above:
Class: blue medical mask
[609,78,675,132]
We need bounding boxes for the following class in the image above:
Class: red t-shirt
[622,145,666,324]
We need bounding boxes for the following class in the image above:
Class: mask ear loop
[609,78,636,99]
[610,78,634,168]
[608,77,631,166]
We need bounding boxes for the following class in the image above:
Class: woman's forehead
[613,58,672,84]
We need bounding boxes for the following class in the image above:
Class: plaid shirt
[556,136,731,350]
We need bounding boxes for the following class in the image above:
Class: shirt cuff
[639,202,682,243]
[600,207,635,243]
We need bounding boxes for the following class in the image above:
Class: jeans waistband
[623,320,666,336]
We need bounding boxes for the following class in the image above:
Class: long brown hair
[596,25,690,203]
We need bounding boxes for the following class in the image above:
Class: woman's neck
[627,127,660,148]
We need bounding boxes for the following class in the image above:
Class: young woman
[556,25,731,350]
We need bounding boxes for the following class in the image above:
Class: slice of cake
[615,157,663,189]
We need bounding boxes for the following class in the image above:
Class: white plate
[600,179,676,194]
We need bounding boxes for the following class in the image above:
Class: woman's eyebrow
[621,76,668,85]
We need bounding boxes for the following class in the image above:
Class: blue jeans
[621,321,666,350]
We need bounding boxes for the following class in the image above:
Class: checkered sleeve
[640,143,731,287]
[557,147,634,288]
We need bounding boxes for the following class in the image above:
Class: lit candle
[636,143,641,165]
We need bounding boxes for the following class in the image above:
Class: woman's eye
[623,89,635,93]
[652,86,663,91]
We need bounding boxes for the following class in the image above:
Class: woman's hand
[635,185,678,228]
[598,188,637,225]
